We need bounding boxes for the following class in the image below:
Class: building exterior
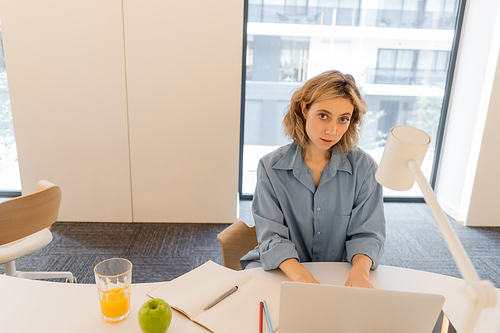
[242,0,459,195]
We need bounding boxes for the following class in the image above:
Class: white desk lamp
[375,125,497,333]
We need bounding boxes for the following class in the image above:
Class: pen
[262,300,273,333]
[259,301,263,333]
[204,286,238,310]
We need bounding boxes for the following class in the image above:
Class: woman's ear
[301,102,307,117]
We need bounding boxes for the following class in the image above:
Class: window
[377,0,459,29]
[247,35,309,83]
[240,0,463,198]
[0,26,21,193]
[374,49,450,85]
[375,49,417,85]
[284,0,308,16]
[377,0,421,28]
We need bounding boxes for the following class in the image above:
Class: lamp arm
[408,160,497,333]
[408,160,478,282]
[462,278,498,333]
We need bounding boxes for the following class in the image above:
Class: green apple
[138,298,172,333]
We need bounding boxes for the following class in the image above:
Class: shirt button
[315,256,320,260]
[316,231,321,235]
[316,207,321,211]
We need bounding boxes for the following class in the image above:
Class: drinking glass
[94,258,132,323]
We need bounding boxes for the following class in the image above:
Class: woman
[240,70,386,289]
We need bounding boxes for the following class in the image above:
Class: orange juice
[99,287,130,322]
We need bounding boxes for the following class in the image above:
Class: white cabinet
[0,0,243,222]
[123,0,243,222]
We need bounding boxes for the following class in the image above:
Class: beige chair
[217,220,258,271]
[0,180,76,282]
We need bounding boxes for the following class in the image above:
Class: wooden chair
[217,220,258,271]
[0,180,76,282]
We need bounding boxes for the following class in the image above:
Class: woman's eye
[340,117,350,123]
[319,114,328,120]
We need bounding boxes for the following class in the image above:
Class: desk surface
[1,263,499,332]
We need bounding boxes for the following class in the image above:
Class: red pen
[259,301,263,333]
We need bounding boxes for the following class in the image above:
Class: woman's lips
[320,138,333,144]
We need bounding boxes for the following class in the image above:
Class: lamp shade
[375,125,431,191]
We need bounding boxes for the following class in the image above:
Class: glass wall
[0,26,21,193]
[241,0,460,197]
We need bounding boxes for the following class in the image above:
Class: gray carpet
[1,202,500,288]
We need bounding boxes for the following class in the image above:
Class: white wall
[436,0,500,226]
[0,0,244,223]
[465,39,500,226]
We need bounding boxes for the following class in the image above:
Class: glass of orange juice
[94,258,132,323]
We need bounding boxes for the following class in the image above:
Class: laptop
[278,282,446,333]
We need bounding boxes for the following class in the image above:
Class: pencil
[262,300,273,333]
[204,286,238,310]
[259,301,263,333]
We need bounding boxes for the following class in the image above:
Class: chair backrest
[0,180,62,246]
[217,220,258,270]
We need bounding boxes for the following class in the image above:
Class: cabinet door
[123,0,244,222]
[0,1,133,222]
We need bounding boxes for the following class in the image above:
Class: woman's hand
[279,258,320,284]
[345,254,374,289]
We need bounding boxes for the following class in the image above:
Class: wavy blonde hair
[283,70,367,154]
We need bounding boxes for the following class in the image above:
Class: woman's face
[302,98,353,154]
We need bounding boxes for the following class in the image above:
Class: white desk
[1,263,499,332]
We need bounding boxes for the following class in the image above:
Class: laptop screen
[278,282,446,333]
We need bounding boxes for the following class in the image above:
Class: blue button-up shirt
[241,143,386,271]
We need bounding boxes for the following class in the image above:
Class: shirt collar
[272,143,353,176]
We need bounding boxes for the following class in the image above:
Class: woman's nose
[325,125,336,135]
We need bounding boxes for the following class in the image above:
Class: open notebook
[147,261,279,333]
[279,281,446,333]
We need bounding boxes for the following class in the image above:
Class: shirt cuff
[260,238,300,271]
[346,237,384,270]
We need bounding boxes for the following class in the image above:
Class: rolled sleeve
[252,160,300,270]
[345,164,386,269]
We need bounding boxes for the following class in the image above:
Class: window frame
[237,0,467,201]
